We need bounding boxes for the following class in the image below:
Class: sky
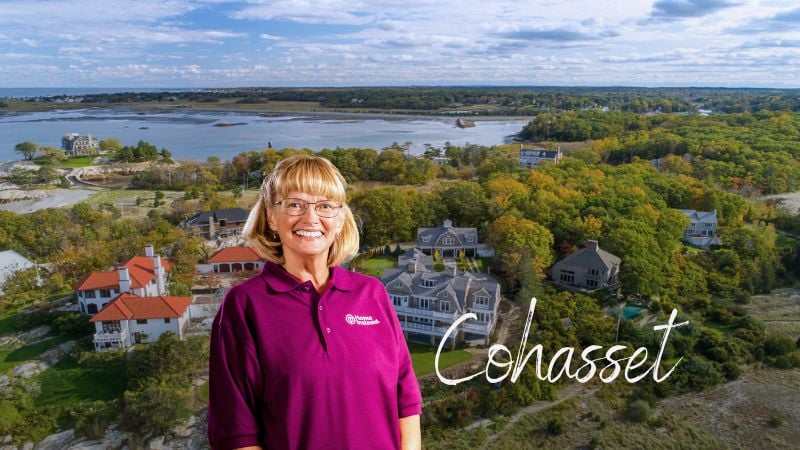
[1,0,799,88]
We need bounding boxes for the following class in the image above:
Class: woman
[208,154,422,450]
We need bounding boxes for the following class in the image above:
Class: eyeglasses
[273,198,343,218]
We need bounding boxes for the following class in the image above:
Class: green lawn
[36,355,127,406]
[0,335,70,374]
[57,156,97,169]
[360,254,397,277]
[776,233,798,250]
[408,342,473,376]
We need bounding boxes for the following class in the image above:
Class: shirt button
[326,327,331,333]
[302,285,310,292]
[318,305,324,311]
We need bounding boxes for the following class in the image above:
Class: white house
[73,244,171,315]
[0,250,37,294]
[89,293,191,351]
[381,249,501,346]
[679,209,722,248]
[519,145,562,168]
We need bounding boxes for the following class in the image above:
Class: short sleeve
[380,284,423,418]
[207,287,264,450]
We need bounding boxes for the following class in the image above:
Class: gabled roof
[208,246,263,263]
[187,208,249,226]
[554,240,620,272]
[520,148,560,158]
[90,292,191,322]
[73,255,171,291]
[679,209,717,223]
[416,220,478,248]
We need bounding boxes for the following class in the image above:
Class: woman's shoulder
[334,266,385,290]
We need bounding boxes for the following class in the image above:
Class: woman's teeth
[294,230,323,238]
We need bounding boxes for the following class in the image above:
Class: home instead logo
[436,297,689,386]
[345,313,381,326]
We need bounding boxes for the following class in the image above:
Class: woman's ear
[267,208,278,232]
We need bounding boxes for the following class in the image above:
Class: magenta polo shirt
[207,261,422,450]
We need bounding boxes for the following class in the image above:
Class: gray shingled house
[416,220,478,258]
[381,249,500,346]
[549,240,621,291]
[679,209,721,248]
[184,208,249,239]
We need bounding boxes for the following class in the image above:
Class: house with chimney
[679,209,721,248]
[89,293,191,351]
[61,133,99,157]
[73,244,171,315]
[381,249,501,346]
[184,208,249,239]
[519,145,562,168]
[549,240,621,291]
[416,220,479,258]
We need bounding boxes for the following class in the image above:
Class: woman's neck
[282,254,331,293]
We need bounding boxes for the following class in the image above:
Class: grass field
[36,355,127,406]
[360,254,397,277]
[746,288,800,340]
[408,342,472,376]
[0,335,70,374]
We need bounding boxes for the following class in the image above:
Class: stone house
[184,208,249,239]
[61,133,99,157]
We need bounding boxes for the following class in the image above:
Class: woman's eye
[287,202,303,209]
[319,203,334,210]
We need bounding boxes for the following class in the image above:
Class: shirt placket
[300,282,334,357]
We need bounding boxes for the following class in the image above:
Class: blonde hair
[243,154,359,267]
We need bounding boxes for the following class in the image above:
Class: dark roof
[187,208,249,226]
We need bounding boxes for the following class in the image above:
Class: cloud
[730,6,800,33]
[650,0,740,19]
[230,0,373,25]
[259,33,284,41]
[739,39,800,49]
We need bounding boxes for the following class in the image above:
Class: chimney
[154,255,166,295]
[144,244,154,257]
[586,240,599,252]
[118,267,131,293]
[208,214,216,238]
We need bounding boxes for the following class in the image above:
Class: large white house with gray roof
[381,249,500,346]
[416,220,479,258]
[679,209,721,248]
[549,240,621,291]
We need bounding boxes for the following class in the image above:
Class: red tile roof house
[89,293,191,351]
[196,246,265,274]
[72,244,171,315]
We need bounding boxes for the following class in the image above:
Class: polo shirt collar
[261,260,353,293]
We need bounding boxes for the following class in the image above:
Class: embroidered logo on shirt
[345,314,381,326]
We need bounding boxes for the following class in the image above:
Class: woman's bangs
[276,159,346,203]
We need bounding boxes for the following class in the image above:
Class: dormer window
[467,236,474,243]
[475,295,489,306]
[441,302,450,312]
[422,236,431,243]
[442,237,455,245]
[423,279,436,288]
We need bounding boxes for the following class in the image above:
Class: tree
[153,191,165,207]
[487,215,554,282]
[38,146,67,165]
[99,137,123,153]
[15,141,38,160]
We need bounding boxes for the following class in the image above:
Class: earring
[273,232,279,240]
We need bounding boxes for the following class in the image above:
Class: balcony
[402,322,448,336]
[93,328,129,344]
[462,321,492,336]
[393,305,456,320]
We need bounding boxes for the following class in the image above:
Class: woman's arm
[400,414,421,450]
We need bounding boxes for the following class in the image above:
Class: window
[474,295,489,306]
[164,318,171,324]
[588,268,599,277]
[705,223,713,227]
[560,271,575,284]
[441,302,450,312]
[467,236,474,243]
[474,312,490,322]
[419,298,430,309]
[423,279,436,288]
[99,289,111,297]
[442,236,455,245]
[136,319,148,325]
[84,290,96,299]
[422,236,431,243]
[586,279,598,288]
[102,321,121,333]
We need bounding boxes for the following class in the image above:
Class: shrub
[722,361,742,380]
[546,417,565,435]
[768,414,784,427]
[122,376,191,435]
[71,400,120,439]
[626,400,652,423]
[764,336,795,357]
[52,312,94,337]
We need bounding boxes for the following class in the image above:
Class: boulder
[34,429,74,450]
